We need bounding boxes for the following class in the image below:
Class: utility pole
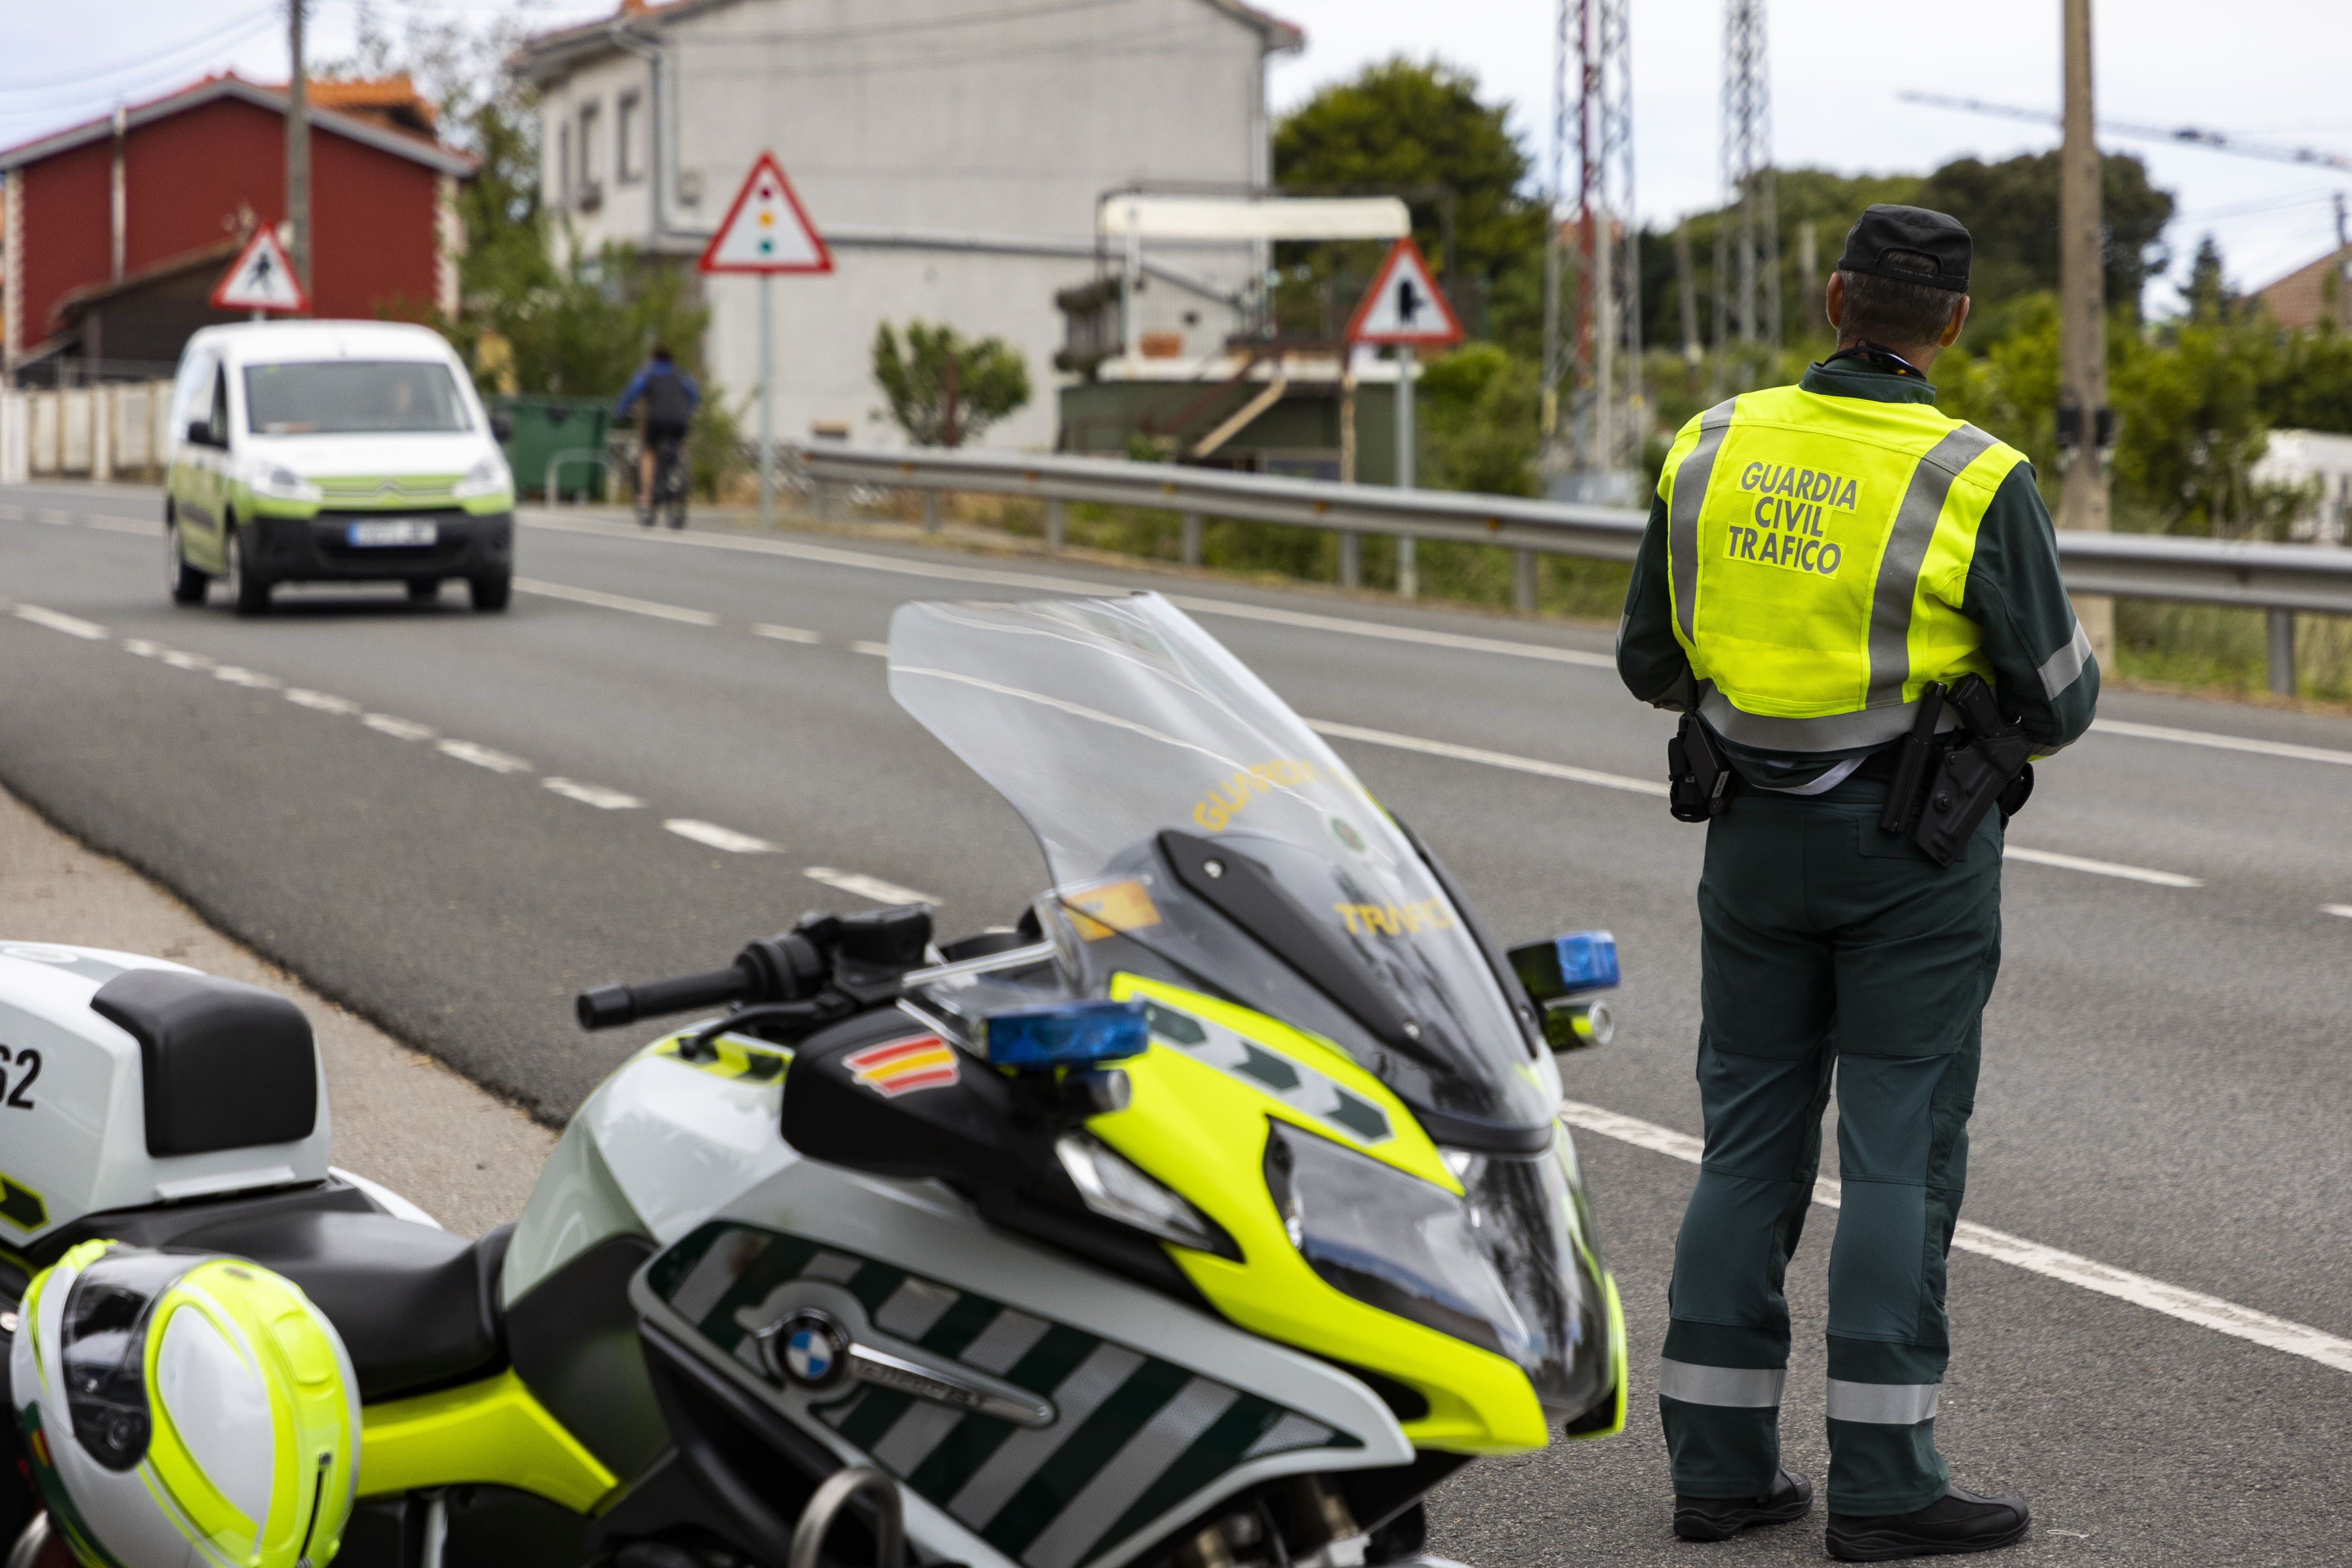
[1676,220,1701,393]
[2335,192,2349,333]
[1797,219,1819,338]
[2057,0,2113,667]
[286,0,311,304]
[1540,0,1568,449]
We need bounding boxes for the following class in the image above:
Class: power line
[0,2,278,93]
[1900,91,2352,173]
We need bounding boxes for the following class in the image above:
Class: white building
[514,0,1302,451]
[2254,428,2352,545]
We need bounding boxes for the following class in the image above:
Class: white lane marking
[850,640,891,657]
[84,517,155,536]
[544,777,643,809]
[753,622,823,644]
[212,666,283,690]
[804,866,938,905]
[1306,718,1670,798]
[666,819,777,853]
[12,604,109,639]
[285,688,361,715]
[437,739,533,774]
[363,714,436,740]
[34,510,72,527]
[2323,904,2352,920]
[1167,595,1616,669]
[1557,1100,2352,1377]
[123,639,164,657]
[522,512,1627,672]
[2002,845,2202,888]
[513,577,719,626]
[160,649,216,671]
[2095,717,2352,769]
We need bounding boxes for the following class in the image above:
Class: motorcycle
[1,592,1627,1568]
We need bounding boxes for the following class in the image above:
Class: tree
[2179,233,2238,323]
[1909,149,2174,331]
[1416,342,1541,496]
[872,322,1030,447]
[1273,58,1548,352]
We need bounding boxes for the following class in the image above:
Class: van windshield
[243,361,469,436]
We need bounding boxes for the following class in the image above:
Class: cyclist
[614,346,700,525]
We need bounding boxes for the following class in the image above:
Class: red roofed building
[0,74,474,383]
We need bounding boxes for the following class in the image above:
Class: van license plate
[347,519,437,547]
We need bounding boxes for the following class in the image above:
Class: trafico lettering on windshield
[1192,758,1323,832]
[1333,899,1458,937]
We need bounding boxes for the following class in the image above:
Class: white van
[163,320,514,614]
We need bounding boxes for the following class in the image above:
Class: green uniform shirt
[1617,358,2100,790]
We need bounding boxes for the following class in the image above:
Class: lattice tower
[1542,0,1642,480]
[1721,0,1780,352]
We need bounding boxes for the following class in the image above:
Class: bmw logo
[765,1309,852,1391]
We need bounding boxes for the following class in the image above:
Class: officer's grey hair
[1835,269,1964,353]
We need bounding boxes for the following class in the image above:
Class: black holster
[1667,713,1739,823]
[1886,677,2034,867]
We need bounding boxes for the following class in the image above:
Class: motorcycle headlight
[250,464,321,502]
[452,455,511,500]
[1056,1131,1238,1258]
[1264,1120,1610,1420]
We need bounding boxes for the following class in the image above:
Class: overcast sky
[10,0,2347,305]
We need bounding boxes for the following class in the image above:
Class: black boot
[1672,1469,1813,1542]
[1826,1485,2030,1561]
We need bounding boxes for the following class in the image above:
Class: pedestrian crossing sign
[699,152,833,275]
[211,227,307,314]
[1345,237,1462,347]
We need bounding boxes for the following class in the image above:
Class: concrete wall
[533,0,1280,451]
[0,379,174,482]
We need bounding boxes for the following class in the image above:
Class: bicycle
[637,431,690,530]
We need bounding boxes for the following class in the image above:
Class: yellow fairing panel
[358,1370,618,1513]
[1098,977,1550,1454]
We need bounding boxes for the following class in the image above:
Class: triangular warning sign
[699,152,833,275]
[211,228,308,314]
[1345,238,1463,347]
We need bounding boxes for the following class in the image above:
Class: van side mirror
[186,421,212,447]
[489,414,514,444]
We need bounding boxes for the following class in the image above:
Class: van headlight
[452,455,511,500]
[250,464,321,502]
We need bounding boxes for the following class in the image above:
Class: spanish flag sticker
[844,1035,960,1097]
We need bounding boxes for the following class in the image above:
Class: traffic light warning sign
[699,152,833,275]
[1345,237,1462,347]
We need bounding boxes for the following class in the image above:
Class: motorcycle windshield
[888,592,1553,1134]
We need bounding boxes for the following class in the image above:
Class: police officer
[1616,206,2097,1560]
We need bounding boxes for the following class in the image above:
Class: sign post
[1345,238,1462,600]
[211,228,308,320]
[699,152,833,528]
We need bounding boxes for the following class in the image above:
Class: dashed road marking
[2095,717,2352,769]
[544,777,643,809]
[753,622,823,644]
[1307,718,1669,797]
[804,866,937,906]
[849,640,891,657]
[2323,904,2352,920]
[161,649,216,671]
[1168,594,1618,669]
[34,510,72,527]
[363,714,436,741]
[665,819,776,853]
[2002,845,2202,888]
[514,577,718,626]
[1557,1099,2352,1377]
[123,639,164,657]
[14,604,109,639]
[285,688,361,715]
[84,517,155,536]
[213,666,283,690]
[437,739,533,774]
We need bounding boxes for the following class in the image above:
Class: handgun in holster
[1879,676,2036,867]
[1667,713,1739,823]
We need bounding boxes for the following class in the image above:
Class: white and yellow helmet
[9,1242,360,1568]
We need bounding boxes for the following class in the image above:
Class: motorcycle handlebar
[576,965,752,1030]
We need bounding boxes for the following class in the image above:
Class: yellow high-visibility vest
[1657,384,2028,752]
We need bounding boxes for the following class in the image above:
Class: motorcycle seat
[176,1210,512,1401]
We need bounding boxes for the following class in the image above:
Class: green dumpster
[488,395,612,501]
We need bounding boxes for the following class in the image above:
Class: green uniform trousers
[1660,776,2002,1516]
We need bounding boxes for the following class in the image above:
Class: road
[5,480,2349,1564]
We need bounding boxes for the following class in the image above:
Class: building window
[578,100,602,208]
[617,93,642,184]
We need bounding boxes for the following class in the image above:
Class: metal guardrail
[795,442,2352,694]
